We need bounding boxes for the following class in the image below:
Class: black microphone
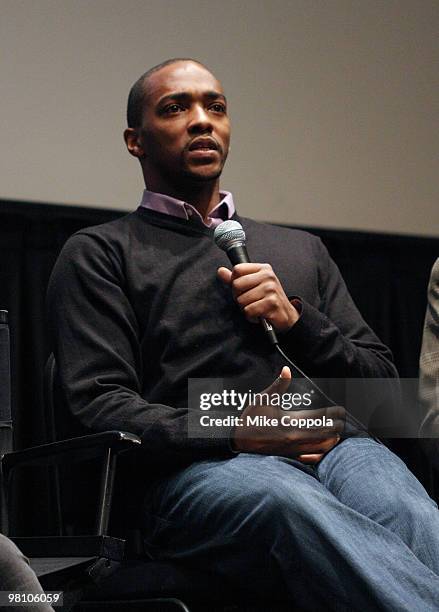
[214,220,278,345]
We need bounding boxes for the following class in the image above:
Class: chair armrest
[2,431,141,473]
[12,535,125,561]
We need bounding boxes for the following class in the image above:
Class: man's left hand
[217,263,300,332]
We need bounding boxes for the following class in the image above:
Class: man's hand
[217,263,299,332]
[232,367,345,464]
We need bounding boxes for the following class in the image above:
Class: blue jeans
[143,438,439,611]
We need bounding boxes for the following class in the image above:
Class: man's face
[136,61,230,186]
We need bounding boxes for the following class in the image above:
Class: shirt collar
[138,189,235,228]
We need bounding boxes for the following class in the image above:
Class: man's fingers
[236,285,268,308]
[264,367,292,395]
[296,453,325,464]
[326,405,345,420]
[232,263,270,277]
[218,264,268,288]
[295,434,342,464]
[255,367,292,399]
[217,267,232,285]
[280,366,291,379]
[283,405,345,423]
[295,435,341,458]
[288,424,344,438]
[232,270,268,295]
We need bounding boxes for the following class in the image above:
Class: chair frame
[0,342,197,611]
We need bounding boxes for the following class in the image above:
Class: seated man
[47,58,439,611]
[419,258,439,466]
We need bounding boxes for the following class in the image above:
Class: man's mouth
[188,137,219,152]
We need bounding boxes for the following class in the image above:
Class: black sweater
[47,208,397,467]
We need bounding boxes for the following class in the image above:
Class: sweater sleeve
[279,238,397,379]
[46,231,234,464]
[419,258,439,437]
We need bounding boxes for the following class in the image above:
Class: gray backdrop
[1,0,438,236]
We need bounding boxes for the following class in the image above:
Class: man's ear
[124,128,146,159]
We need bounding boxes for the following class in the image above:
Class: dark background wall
[1,199,438,532]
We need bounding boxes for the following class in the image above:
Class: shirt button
[186,208,193,217]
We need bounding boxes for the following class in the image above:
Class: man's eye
[163,104,184,114]
[210,103,226,113]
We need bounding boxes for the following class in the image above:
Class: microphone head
[214,220,246,251]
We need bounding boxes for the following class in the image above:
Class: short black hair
[126,58,208,128]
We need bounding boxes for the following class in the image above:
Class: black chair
[0,310,132,610]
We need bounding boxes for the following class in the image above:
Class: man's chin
[183,167,223,183]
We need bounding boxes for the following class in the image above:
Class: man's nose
[188,105,213,133]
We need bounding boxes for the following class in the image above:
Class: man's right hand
[232,366,345,464]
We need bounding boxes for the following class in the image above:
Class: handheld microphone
[214,220,278,345]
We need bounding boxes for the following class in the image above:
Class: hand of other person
[217,263,300,332]
[232,367,345,464]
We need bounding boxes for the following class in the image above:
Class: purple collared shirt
[138,189,235,228]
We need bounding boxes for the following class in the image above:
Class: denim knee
[218,464,324,543]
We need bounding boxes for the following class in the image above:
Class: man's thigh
[142,453,331,601]
[142,453,321,556]
[316,437,438,525]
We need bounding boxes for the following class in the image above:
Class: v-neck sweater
[47,207,396,468]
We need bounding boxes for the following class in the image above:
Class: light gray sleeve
[0,533,54,611]
[419,258,439,442]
